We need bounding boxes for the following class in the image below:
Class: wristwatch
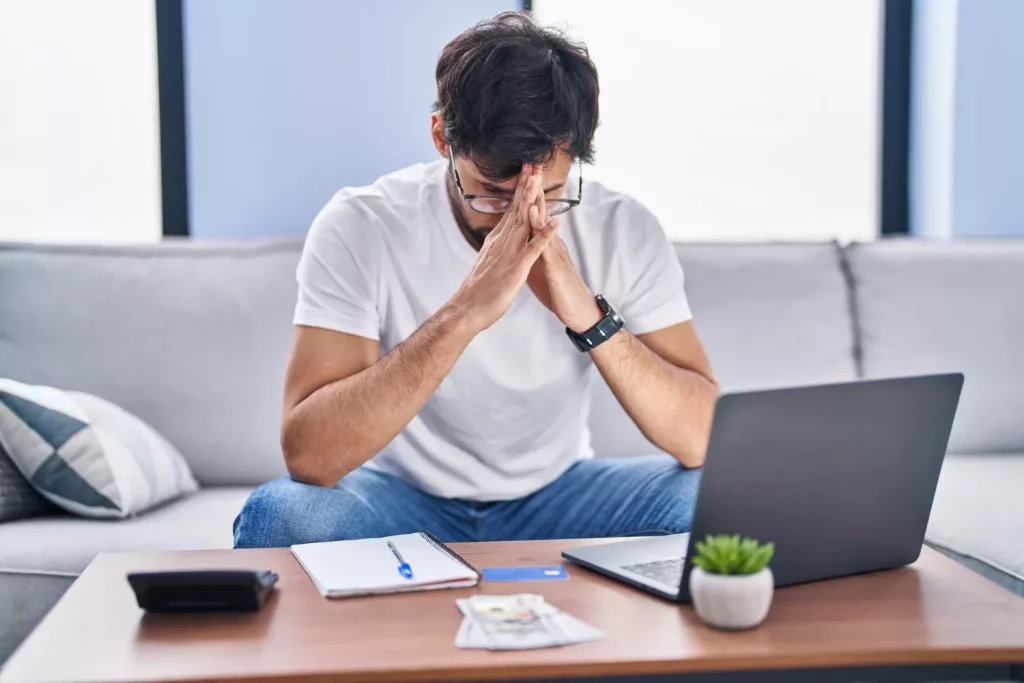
[566,295,625,352]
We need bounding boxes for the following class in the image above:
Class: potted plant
[689,534,775,630]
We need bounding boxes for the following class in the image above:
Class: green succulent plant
[692,534,774,576]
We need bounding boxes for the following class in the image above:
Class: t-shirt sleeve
[618,200,693,335]
[293,196,382,340]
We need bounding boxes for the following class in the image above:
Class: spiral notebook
[291,531,480,598]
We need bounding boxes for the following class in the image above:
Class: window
[533,0,882,242]
[0,0,162,243]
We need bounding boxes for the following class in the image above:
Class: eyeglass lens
[468,198,575,215]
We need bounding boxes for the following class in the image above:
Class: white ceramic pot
[689,567,774,630]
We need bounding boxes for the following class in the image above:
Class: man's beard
[445,174,490,251]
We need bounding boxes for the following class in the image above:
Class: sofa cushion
[0,487,251,575]
[0,571,74,664]
[847,239,1024,453]
[926,453,1024,585]
[0,242,300,486]
[930,543,1024,597]
[590,243,858,458]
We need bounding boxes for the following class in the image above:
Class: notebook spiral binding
[420,531,479,576]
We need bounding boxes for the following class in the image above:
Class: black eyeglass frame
[447,147,583,216]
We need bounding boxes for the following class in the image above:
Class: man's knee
[660,466,702,532]
[232,476,378,548]
[641,462,702,534]
[233,477,314,548]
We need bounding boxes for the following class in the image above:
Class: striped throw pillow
[0,378,197,519]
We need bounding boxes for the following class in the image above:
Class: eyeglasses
[448,147,583,216]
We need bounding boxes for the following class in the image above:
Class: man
[233,12,718,548]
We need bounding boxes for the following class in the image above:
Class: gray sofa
[1,238,1022,662]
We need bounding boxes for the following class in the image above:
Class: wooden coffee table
[2,540,1023,683]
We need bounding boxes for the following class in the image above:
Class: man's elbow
[280,414,338,488]
[662,426,710,469]
[284,461,337,489]
[671,441,707,469]
[673,376,718,468]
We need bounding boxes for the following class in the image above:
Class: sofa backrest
[1,241,860,476]
[2,238,1017,483]
[589,243,859,458]
[0,242,299,486]
[846,239,1024,454]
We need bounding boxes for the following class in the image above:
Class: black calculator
[127,569,279,613]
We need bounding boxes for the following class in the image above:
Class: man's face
[450,149,575,237]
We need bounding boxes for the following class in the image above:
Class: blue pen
[387,540,414,580]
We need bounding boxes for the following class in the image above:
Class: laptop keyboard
[621,557,684,588]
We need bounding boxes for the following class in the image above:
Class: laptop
[562,374,964,602]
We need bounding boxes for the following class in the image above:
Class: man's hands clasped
[452,163,604,336]
[450,166,561,333]
[524,167,603,334]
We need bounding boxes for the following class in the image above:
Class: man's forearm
[282,304,476,486]
[590,331,718,467]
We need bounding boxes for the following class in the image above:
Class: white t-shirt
[295,160,691,501]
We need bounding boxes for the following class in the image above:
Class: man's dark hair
[435,12,599,181]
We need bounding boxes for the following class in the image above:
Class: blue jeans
[233,455,701,547]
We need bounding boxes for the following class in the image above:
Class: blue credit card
[481,565,569,582]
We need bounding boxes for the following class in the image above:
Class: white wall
[0,0,162,244]
[533,0,881,242]
[183,0,513,239]
[950,0,1024,237]
[910,0,1024,239]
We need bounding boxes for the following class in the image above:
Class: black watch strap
[566,295,624,352]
